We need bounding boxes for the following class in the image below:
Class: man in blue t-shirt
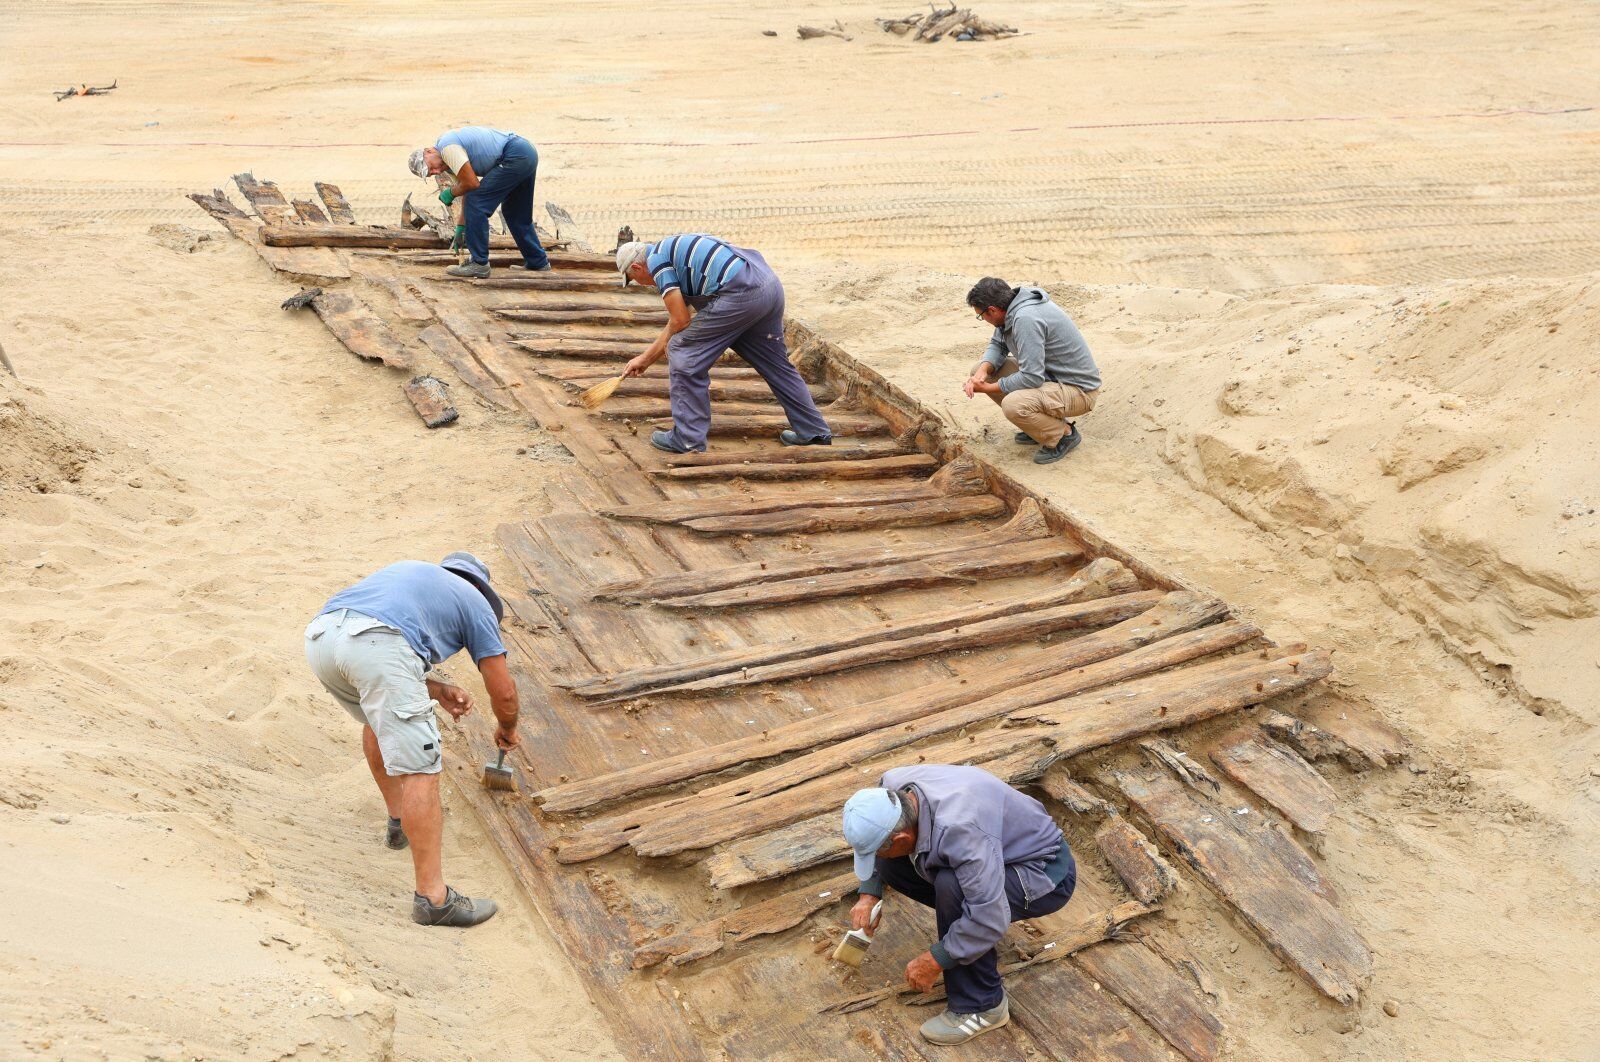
[304,552,521,927]
[407,126,551,278]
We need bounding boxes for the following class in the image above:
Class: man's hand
[850,895,880,932]
[905,950,942,993]
[969,379,1002,397]
[493,721,521,751]
[438,187,455,207]
[623,353,653,378]
[427,679,473,720]
[450,225,466,252]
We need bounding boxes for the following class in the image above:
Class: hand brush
[481,749,517,792]
[576,375,625,410]
[831,899,883,967]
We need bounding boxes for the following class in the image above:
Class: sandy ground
[3,0,1599,1058]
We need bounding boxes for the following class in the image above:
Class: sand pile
[0,373,94,496]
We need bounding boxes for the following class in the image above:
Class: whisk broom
[577,375,625,409]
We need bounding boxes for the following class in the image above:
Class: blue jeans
[876,850,1075,1014]
[462,134,549,269]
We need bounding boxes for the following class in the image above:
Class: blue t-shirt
[319,561,505,665]
[436,126,513,178]
[648,234,746,299]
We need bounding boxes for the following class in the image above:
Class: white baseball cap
[843,787,903,881]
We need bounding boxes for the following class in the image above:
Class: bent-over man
[614,235,832,454]
[843,764,1077,1045]
[408,126,551,278]
[963,277,1101,465]
[305,553,520,927]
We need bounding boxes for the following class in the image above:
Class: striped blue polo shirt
[647,234,746,298]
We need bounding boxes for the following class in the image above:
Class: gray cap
[408,147,430,179]
[842,787,903,881]
[440,551,504,624]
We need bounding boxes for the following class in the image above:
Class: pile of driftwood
[879,4,1017,41]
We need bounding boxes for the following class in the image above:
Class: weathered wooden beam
[282,287,413,370]
[818,901,1154,1014]
[651,452,935,482]
[560,558,1140,699]
[525,359,764,383]
[594,499,1048,603]
[1074,940,1224,1062]
[599,456,986,524]
[233,172,295,225]
[314,182,358,224]
[1008,960,1175,1061]
[1113,764,1369,1003]
[429,273,638,293]
[1095,815,1180,904]
[664,535,1079,611]
[1037,769,1116,818]
[1210,728,1336,834]
[1298,698,1408,769]
[534,592,1239,813]
[402,375,458,428]
[658,411,890,440]
[663,442,910,467]
[419,324,515,410]
[682,494,1005,536]
[704,746,1070,889]
[631,871,859,969]
[263,224,450,249]
[494,307,666,327]
[292,198,329,224]
[510,337,654,357]
[188,189,350,280]
[560,375,828,405]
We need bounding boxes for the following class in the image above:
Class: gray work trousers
[660,249,832,452]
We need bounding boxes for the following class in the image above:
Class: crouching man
[842,764,1077,1045]
[304,552,520,928]
[963,277,1101,464]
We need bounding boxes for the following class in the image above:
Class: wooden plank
[419,324,516,410]
[599,457,986,524]
[603,398,793,422]
[818,901,1154,1014]
[263,223,456,248]
[289,289,414,370]
[652,453,934,482]
[1112,765,1371,1004]
[291,198,329,224]
[664,442,911,467]
[1299,697,1408,768]
[668,411,891,440]
[495,307,667,327]
[351,262,434,323]
[429,273,642,294]
[630,871,859,969]
[665,535,1079,611]
[402,374,458,428]
[1210,728,1336,834]
[596,499,1049,603]
[232,172,295,225]
[188,189,350,280]
[511,337,654,357]
[1037,769,1116,818]
[704,746,1067,889]
[1074,940,1224,1062]
[1008,960,1173,1062]
[535,593,1241,814]
[1095,816,1180,904]
[1259,709,1370,771]
[314,181,358,224]
[624,590,1165,703]
[525,358,765,383]
[555,374,831,406]
[683,494,1006,536]
[561,559,1142,699]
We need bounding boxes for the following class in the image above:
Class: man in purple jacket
[844,764,1076,1045]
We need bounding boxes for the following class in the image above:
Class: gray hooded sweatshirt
[858,764,1068,969]
[981,286,1101,396]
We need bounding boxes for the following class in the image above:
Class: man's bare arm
[476,654,520,749]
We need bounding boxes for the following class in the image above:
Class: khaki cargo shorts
[304,609,443,776]
[994,357,1098,447]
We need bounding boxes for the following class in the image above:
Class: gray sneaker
[920,995,1009,1045]
[445,261,490,279]
[412,886,498,927]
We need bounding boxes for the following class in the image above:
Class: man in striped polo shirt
[613,234,832,454]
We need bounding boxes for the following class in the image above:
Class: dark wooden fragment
[526,358,765,383]
[188,189,350,280]
[232,172,295,225]
[292,198,329,223]
[511,337,655,358]
[560,560,1142,699]
[535,593,1240,813]
[631,871,859,969]
[1299,697,1408,768]
[1112,766,1371,1003]
[652,452,934,482]
[1075,939,1224,1062]
[663,442,910,467]
[402,375,458,427]
[291,289,414,370]
[666,411,891,441]
[1260,710,1369,771]
[429,273,642,293]
[1210,728,1336,834]
[1008,960,1173,1061]
[262,223,449,248]
[494,307,667,326]
[1095,815,1180,904]
[314,182,358,224]
[1038,769,1116,818]
[684,494,1006,536]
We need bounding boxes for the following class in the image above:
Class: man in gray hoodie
[843,764,1077,1045]
[963,276,1102,464]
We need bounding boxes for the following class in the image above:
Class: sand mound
[0,375,95,495]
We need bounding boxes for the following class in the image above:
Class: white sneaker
[919,995,1009,1045]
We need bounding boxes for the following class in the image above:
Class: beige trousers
[989,358,1098,447]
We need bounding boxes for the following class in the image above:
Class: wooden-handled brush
[832,899,883,967]
[577,375,625,410]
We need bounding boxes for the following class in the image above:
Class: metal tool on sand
[482,749,517,792]
[832,899,883,967]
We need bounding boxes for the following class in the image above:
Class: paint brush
[577,375,625,410]
[831,899,883,967]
